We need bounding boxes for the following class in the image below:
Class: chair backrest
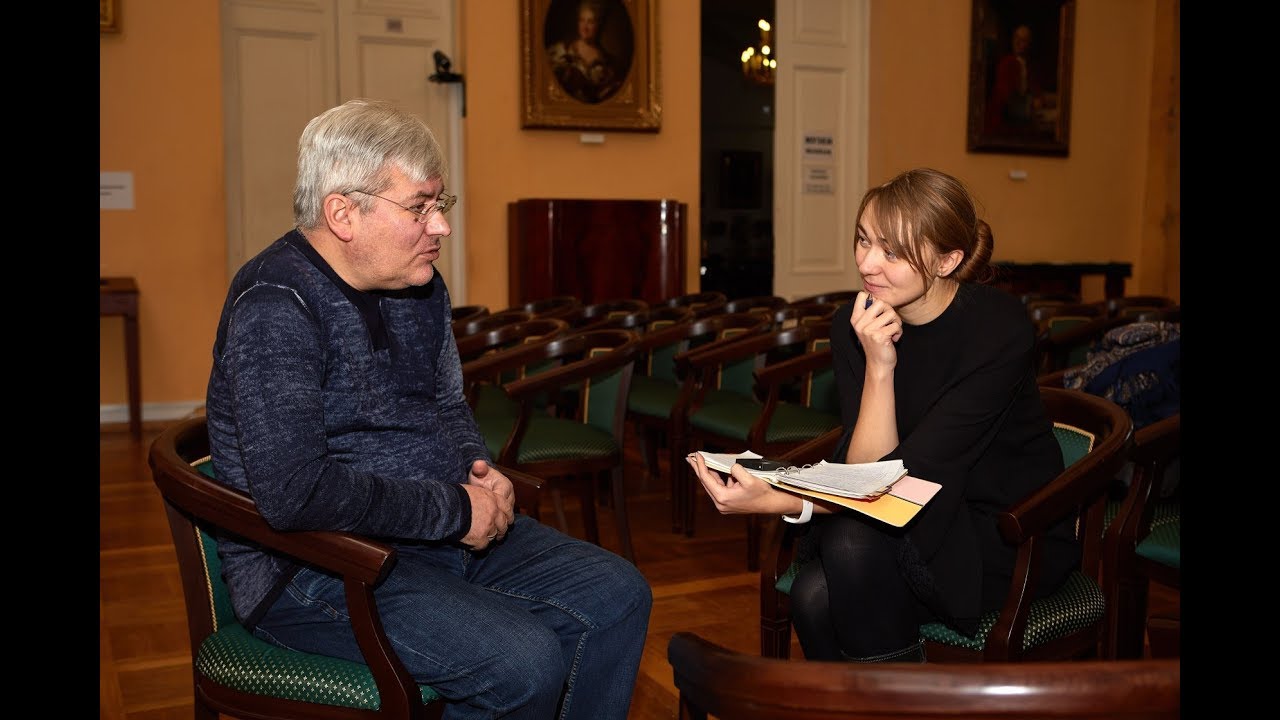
[769,302,838,329]
[790,290,860,306]
[1105,295,1176,318]
[455,317,569,365]
[662,290,728,318]
[515,295,583,320]
[450,304,489,325]
[668,632,1180,720]
[565,298,650,328]
[723,294,788,316]
[499,329,642,442]
[454,308,534,338]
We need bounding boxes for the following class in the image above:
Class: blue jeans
[252,514,652,719]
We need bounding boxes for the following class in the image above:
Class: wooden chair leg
[745,515,760,572]
[1146,613,1180,658]
[611,466,636,563]
[579,474,600,545]
[551,488,570,534]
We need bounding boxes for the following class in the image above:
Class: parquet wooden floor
[99,420,1178,719]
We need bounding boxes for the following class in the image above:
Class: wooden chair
[790,290,861,306]
[668,632,1180,720]
[149,415,544,720]
[562,298,650,328]
[624,312,775,531]
[760,387,1134,662]
[723,294,788,317]
[675,322,840,568]
[579,304,694,333]
[767,301,838,329]
[453,308,533,340]
[1105,412,1181,659]
[511,295,583,321]
[463,328,643,562]
[1104,295,1176,318]
[455,317,569,366]
[660,290,728,318]
[449,304,489,326]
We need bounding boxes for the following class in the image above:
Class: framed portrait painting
[966,0,1075,156]
[100,0,120,33]
[521,0,661,132]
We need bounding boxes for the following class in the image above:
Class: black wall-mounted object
[428,50,466,117]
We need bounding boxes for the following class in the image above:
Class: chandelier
[740,19,776,87]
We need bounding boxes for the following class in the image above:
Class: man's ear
[324,193,357,242]
[937,249,964,277]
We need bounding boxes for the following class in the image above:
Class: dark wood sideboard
[508,198,686,306]
[991,262,1132,300]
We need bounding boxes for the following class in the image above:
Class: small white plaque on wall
[803,165,834,194]
[100,172,135,210]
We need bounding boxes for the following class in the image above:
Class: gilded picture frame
[966,0,1075,156]
[521,0,661,132]
[100,0,121,33]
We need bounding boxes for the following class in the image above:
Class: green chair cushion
[198,621,441,709]
[917,571,1105,652]
[1136,502,1179,570]
[627,375,680,419]
[777,567,1104,654]
[690,389,841,444]
[477,413,619,464]
[189,459,442,710]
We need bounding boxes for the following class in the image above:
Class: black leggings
[790,515,932,660]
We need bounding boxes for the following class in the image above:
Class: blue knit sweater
[205,230,490,625]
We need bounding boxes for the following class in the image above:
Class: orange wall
[100,0,1175,414]
[99,1,227,410]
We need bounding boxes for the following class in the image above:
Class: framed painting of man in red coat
[966,0,1075,156]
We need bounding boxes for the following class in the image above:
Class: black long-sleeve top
[830,282,1079,626]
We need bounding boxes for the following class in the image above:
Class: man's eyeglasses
[350,189,457,224]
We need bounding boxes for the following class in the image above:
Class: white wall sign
[803,166,834,194]
[100,172,135,210]
[802,132,835,164]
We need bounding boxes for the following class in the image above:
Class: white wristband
[782,498,814,524]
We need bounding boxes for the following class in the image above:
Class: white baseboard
[100,401,205,425]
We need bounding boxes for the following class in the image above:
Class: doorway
[699,0,776,300]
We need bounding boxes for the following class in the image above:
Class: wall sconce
[740,19,776,87]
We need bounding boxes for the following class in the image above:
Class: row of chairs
[147,292,1179,718]
[150,412,1180,720]
[452,291,846,567]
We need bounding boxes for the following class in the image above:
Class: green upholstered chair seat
[477,414,620,464]
[627,375,680,419]
[775,565,1104,654]
[917,571,1105,652]
[690,389,841,444]
[198,621,441,710]
[1136,503,1179,569]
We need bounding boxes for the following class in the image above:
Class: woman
[546,0,627,104]
[687,167,1079,662]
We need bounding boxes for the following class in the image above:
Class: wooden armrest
[495,463,545,511]
[502,341,639,401]
[753,347,833,390]
[151,451,394,585]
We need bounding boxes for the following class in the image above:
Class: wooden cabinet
[508,198,686,306]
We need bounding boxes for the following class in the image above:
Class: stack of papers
[695,451,907,500]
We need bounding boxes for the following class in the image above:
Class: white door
[222,0,467,300]
[772,0,869,301]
